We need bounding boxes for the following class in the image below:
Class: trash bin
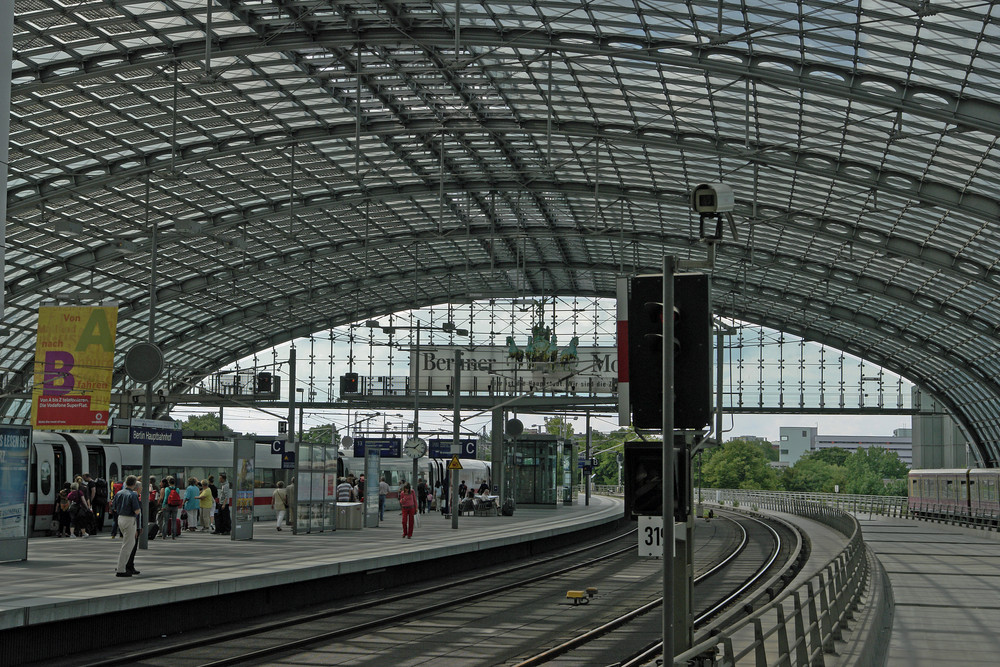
[337,502,363,530]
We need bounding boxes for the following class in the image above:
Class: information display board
[232,438,255,541]
[428,438,476,459]
[0,425,31,562]
[352,437,400,458]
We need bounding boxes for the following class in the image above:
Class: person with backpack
[92,474,109,533]
[161,477,183,539]
[54,482,72,537]
[67,482,91,538]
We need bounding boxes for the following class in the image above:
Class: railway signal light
[623,440,690,523]
[628,273,712,430]
[340,372,359,395]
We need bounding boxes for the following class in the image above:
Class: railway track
[46,512,796,667]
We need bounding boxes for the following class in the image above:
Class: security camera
[690,183,735,214]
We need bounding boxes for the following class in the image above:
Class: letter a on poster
[31,305,118,430]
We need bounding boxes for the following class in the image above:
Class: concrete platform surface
[858,516,1000,667]
[0,495,624,631]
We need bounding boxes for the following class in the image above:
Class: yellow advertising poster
[31,305,118,430]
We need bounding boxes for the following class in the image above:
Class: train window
[255,468,277,489]
[53,445,67,492]
[87,447,105,478]
[109,463,119,481]
[40,460,52,496]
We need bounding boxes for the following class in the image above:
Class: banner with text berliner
[30,305,118,430]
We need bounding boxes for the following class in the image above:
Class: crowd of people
[144,473,233,539]
[51,468,492,573]
[52,472,109,538]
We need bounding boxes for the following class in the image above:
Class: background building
[779,427,912,466]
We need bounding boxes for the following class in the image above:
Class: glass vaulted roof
[6,0,1000,464]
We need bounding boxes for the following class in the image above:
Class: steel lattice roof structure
[5,1,1000,464]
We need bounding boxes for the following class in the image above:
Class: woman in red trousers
[399,482,417,539]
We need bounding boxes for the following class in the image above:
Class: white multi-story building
[778,426,912,466]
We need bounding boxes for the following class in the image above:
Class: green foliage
[701,438,779,490]
[584,426,640,486]
[803,447,851,468]
[842,446,908,496]
[543,416,576,438]
[181,413,235,435]
[300,424,339,444]
[780,456,846,493]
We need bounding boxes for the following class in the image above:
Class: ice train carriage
[908,468,1000,520]
[28,431,491,534]
[29,431,286,534]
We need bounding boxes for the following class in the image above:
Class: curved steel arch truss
[7,1,1000,463]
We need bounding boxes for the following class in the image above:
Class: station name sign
[112,418,183,446]
[410,345,618,392]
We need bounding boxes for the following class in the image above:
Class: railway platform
[0,495,625,667]
[856,515,1000,667]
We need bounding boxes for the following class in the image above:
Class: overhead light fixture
[174,219,202,235]
[54,220,84,234]
[112,239,141,254]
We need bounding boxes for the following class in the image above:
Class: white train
[27,431,490,534]
[345,455,493,511]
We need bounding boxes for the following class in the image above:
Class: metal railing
[700,489,908,519]
[673,490,875,666]
[907,500,1000,530]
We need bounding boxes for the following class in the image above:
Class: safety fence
[703,489,908,519]
[672,490,880,666]
[906,500,1000,531]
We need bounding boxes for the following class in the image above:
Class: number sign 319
[638,515,675,558]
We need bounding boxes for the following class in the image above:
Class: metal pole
[585,410,591,506]
[662,255,675,664]
[491,407,504,498]
[412,323,420,487]
[451,349,462,529]
[0,2,11,321]
[139,176,157,550]
[715,326,724,449]
[288,347,298,534]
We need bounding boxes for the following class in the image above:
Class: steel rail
[513,512,788,667]
[76,528,640,667]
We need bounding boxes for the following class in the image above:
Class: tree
[701,438,779,490]
[181,413,235,436]
[300,424,339,445]
[780,457,846,493]
[543,416,575,438]
[804,447,851,468]
[842,446,908,495]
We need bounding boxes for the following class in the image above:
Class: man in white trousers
[114,476,141,577]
